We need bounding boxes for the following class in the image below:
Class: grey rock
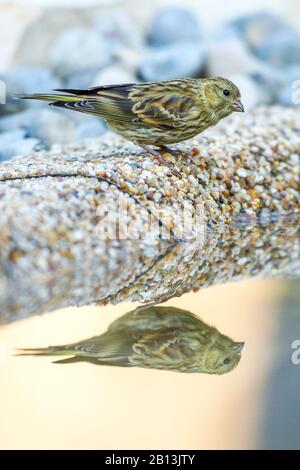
[93,12,143,74]
[250,65,286,103]
[0,129,26,142]
[206,34,261,76]
[230,12,300,67]
[255,29,300,67]
[0,67,62,115]
[49,28,114,78]
[139,42,206,81]
[76,119,107,141]
[230,12,288,49]
[114,46,142,74]
[211,25,241,42]
[251,64,300,105]
[67,69,99,90]
[91,65,136,87]
[66,105,108,139]
[0,109,38,133]
[0,108,75,145]
[0,129,42,161]
[0,107,108,146]
[147,7,201,46]
[93,11,143,50]
[0,108,61,133]
[283,64,300,81]
[27,108,78,145]
[12,8,95,68]
[276,86,298,107]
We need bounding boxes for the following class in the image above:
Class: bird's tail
[17,89,102,116]
[16,91,82,104]
[15,345,77,357]
[15,348,104,365]
[16,331,134,366]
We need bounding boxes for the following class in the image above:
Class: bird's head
[202,331,244,375]
[203,77,244,119]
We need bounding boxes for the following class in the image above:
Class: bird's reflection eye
[223,89,230,96]
[223,357,231,365]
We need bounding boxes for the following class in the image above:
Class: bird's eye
[223,89,230,96]
[223,357,231,365]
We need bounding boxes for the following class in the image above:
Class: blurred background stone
[250,65,286,103]
[0,67,62,114]
[49,28,114,78]
[0,129,43,161]
[206,34,261,76]
[139,42,206,81]
[230,12,300,67]
[147,7,202,46]
[0,107,107,145]
[91,65,136,86]
[229,12,289,50]
[12,8,96,68]
[255,29,300,67]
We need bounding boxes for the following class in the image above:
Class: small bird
[19,77,244,168]
[17,306,244,374]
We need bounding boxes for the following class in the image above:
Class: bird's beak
[233,342,245,353]
[233,100,244,112]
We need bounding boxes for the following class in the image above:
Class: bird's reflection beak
[233,341,245,352]
[233,100,245,112]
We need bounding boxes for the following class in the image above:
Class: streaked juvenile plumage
[17,306,244,374]
[19,77,244,162]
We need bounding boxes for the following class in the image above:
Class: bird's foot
[161,145,194,165]
[137,144,181,178]
[134,282,184,313]
[134,298,168,313]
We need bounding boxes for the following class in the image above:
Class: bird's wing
[129,82,197,127]
[54,82,198,127]
[63,332,135,364]
[107,307,201,334]
[130,330,195,368]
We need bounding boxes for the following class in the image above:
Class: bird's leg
[137,143,181,177]
[137,143,161,158]
[134,281,184,313]
[134,297,169,313]
[160,145,195,165]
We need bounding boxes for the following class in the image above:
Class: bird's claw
[137,144,181,178]
[157,153,181,178]
[161,145,195,165]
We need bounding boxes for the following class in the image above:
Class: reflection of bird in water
[17,306,244,374]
